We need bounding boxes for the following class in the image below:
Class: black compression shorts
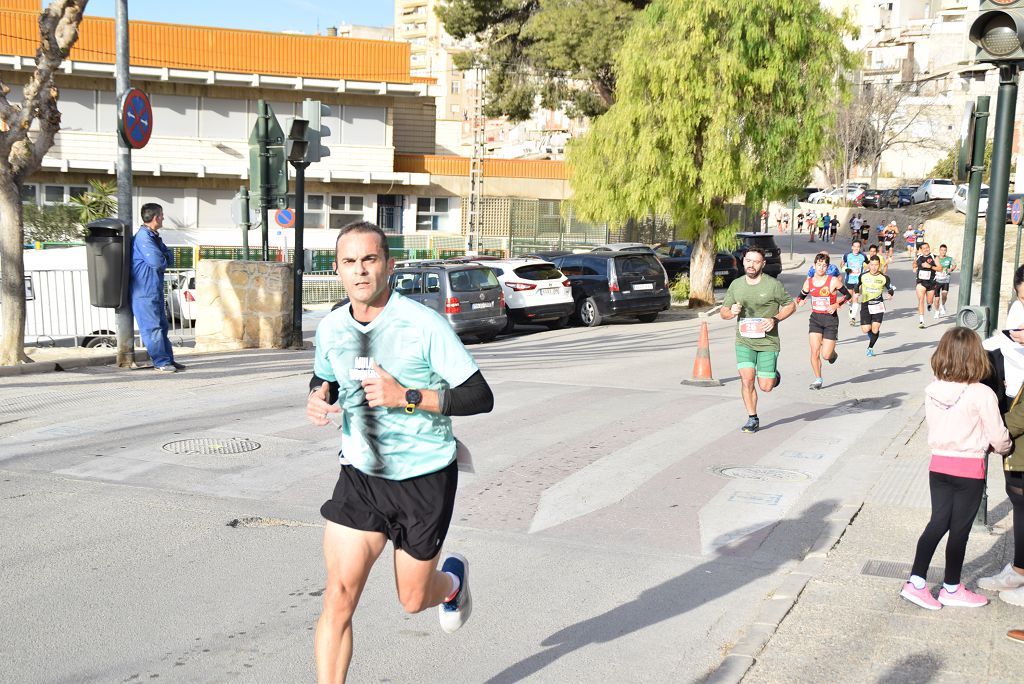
[860,302,884,326]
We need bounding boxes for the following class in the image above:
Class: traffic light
[286,116,309,163]
[302,99,331,163]
[957,305,989,334]
[248,101,288,210]
[969,1,1024,63]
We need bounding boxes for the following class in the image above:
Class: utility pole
[958,96,990,313]
[467,65,485,256]
[114,0,134,368]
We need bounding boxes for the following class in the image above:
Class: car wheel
[501,307,515,334]
[636,313,659,323]
[578,297,603,327]
[546,316,570,330]
[84,335,116,348]
[924,194,930,202]
[910,197,916,205]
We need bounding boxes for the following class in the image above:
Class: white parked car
[952,183,989,216]
[480,258,574,332]
[911,178,956,204]
[166,269,197,323]
[807,188,837,204]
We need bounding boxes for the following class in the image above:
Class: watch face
[406,389,422,405]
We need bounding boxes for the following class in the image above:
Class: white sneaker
[438,553,471,633]
[939,307,947,317]
[1001,585,1024,606]
[934,310,940,319]
[982,563,1024,591]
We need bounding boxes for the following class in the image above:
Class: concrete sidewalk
[735,409,1020,683]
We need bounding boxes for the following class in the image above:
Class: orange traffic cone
[681,314,722,386]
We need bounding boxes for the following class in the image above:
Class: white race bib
[918,270,932,281]
[848,264,862,276]
[935,271,950,283]
[868,302,885,315]
[811,296,831,313]
[739,318,766,339]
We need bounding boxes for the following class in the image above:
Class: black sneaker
[438,553,471,633]
[171,361,187,370]
[741,417,760,433]
[773,371,781,389]
[827,351,838,365]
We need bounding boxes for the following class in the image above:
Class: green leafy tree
[929,140,992,184]
[68,178,117,224]
[568,0,855,306]
[437,0,650,120]
[23,203,82,243]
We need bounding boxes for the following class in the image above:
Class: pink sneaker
[900,582,941,610]
[938,584,988,608]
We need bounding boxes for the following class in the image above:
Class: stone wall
[194,260,293,351]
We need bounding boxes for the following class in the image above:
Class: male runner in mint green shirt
[721,247,796,433]
[306,222,494,682]
[933,244,957,318]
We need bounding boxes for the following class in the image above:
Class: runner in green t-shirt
[933,244,957,318]
[721,247,796,433]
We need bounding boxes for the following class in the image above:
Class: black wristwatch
[404,388,423,415]
[771,316,780,327]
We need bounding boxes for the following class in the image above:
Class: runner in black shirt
[913,242,940,329]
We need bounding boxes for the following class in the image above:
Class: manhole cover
[162,438,261,455]
[711,465,810,482]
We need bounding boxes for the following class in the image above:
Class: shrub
[670,275,690,303]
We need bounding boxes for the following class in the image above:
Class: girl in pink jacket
[901,327,1013,610]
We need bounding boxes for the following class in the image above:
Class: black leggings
[911,472,985,585]
[1007,471,1024,569]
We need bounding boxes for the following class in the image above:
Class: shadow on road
[873,652,944,683]
[759,392,906,430]
[825,364,923,389]
[484,500,840,683]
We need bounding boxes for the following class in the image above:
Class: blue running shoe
[866,348,875,357]
[438,553,471,633]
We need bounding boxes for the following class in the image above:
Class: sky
[82,0,395,34]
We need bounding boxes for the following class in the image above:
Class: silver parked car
[389,261,506,341]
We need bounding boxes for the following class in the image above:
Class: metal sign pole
[114,0,134,368]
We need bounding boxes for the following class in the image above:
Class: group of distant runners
[721,230,956,433]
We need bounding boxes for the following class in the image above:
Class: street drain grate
[162,437,261,455]
[710,465,810,483]
[861,559,945,583]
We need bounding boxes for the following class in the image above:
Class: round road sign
[118,88,153,149]
[275,208,295,228]
[1013,198,1023,226]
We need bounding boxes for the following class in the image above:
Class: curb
[0,350,153,377]
[780,256,806,272]
[706,401,928,684]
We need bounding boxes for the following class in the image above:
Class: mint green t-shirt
[722,275,794,352]
[313,290,479,480]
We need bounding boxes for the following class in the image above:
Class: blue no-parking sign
[1013,198,1023,226]
[275,208,295,228]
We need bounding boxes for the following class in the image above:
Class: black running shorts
[808,312,839,340]
[321,461,458,561]
[916,280,936,292]
[860,302,884,326]
[934,282,950,293]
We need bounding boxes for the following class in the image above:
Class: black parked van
[551,251,670,327]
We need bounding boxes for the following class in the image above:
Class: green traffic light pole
[258,99,271,261]
[977,65,1019,527]
[980,65,1017,338]
[957,96,990,314]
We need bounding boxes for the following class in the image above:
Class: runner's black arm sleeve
[439,370,494,416]
[309,373,340,404]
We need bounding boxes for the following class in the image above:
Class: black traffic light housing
[970,1,1024,63]
[286,117,309,163]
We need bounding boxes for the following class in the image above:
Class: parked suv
[482,258,574,332]
[389,262,506,341]
[733,233,783,278]
[551,251,670,327]
[654,241,739,285]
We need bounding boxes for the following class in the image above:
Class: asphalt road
[0,234,950,682]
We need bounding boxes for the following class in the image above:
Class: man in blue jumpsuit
[131,203,184,372]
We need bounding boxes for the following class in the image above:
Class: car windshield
[448,268,500,292]
[933,180,953,185]
[513,263,563,281]
[657,242,692,258]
